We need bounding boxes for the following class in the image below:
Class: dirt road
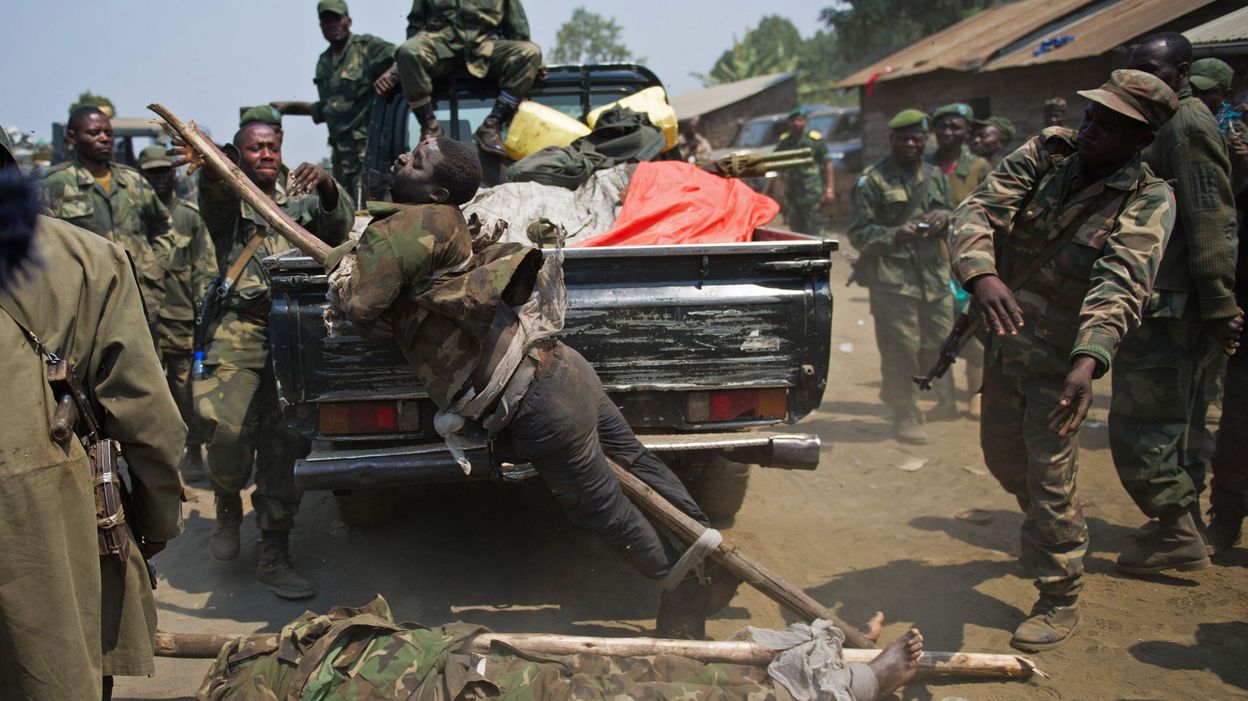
[119,245,1247,700]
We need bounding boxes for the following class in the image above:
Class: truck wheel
[334,489,389,529]
[697,455,751,525]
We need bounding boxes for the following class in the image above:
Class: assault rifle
[699,148,813,179]
[913,311,982,390]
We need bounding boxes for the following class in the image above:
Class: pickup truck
[265,64,837,526]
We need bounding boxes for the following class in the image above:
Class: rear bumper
[294,431,820,491]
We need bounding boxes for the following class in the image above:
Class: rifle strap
[222,228,268,290]
[0,297,61,364]
[1002,185,1132,294]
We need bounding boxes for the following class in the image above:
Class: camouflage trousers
[784,188,827,237]
[193,363,308,531]
[395,35,541,104]
[163,349,209,446]
[867,288,955,421]
[1109,317,1220,518]
[330,138,366,207]
[1211,354,1248,519]
[981,362,1087,599]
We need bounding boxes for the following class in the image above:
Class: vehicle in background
[805,107,863,218]
[50,117,168,169]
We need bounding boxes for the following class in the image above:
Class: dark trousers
[1211,354,1248,519]
[504,342,709,579]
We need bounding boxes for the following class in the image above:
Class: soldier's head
[233,122,283,192]
[680,118,700,138]
[1190,58,1234,115]
[317,0,351,45]
[971,116,1014,159]
[390,137,482,206]
[138,144,175,200]
[787,107,807,134]
[887,109,929,167]
[1075,69,1178,169]
[931,103,974,151]
[0,128,39,291]
[239,105,283,134]
[1043,97,1067,127]
[1127,32,1192,93]
[67,105,114,167]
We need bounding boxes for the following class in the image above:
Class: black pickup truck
[265,65,836,525]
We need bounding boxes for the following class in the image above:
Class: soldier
[776,107,834,236]
[953,70,1177,651]
[1189,58,1248,192]
[677,117,712,164]
[1043,97,1067,128]
[138,145,218,483]
[848,109,955,443]
[925,103,992,208]
[271,0,397,204]
[396,0,542,155]
[40,106,173,330]
[0,130,184,700]
[188,121,353,599]
[1110,33,1243,576]
[971,116,1016,166]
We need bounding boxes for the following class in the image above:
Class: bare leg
[861,611,885,644]
[866,628,923,700]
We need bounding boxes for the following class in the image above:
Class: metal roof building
[668,72,799,148]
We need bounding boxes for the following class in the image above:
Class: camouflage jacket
[924,144,992,209]
[40,157,174,323]
[200,174,352,368]
[847,154,952,302]
[951,128,1175,377]
[326,202,541,409]
[776,128,829,198]
[312,33,397,151]
[406,0,533,78]
[156,197,218,353]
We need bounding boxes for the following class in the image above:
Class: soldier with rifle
[776,107,835,236]
[946,70,1177,651]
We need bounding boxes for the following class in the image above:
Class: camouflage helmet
[239,104,283,129]
[317,0,348,15]
[1190,58,1233,92]
[1077,69,1179,131]
[138,144,173,170]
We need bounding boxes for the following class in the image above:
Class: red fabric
[575,162,780,247]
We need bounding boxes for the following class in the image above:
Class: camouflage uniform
[847,153,955,423]
[40,156,174,328]
[396,0,542,105]
[194,174,352,531]
[924,143,992,208]
[311,32,396,201]
[776,128,830,236]
[951,127,1174,600]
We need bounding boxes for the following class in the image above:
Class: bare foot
[860,611,885,644]
[867,627,923,699]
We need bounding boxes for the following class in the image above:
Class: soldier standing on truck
[321,137,740,639]
[138,145,218,484]
[271,0,397,204]
[950,70,1177,651]
[395,0,542,155]
[848,109,955,444]
[776,107,834,236]
[190,121,353,600]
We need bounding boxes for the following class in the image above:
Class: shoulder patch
[808,130,823,140]
[779,131,791,140]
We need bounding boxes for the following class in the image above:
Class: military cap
[138,144,172,170]
[1077,69,1178,131]
[317,0,348,16]
[931,103,974,122]
[787,107,807,119]
[1190,58,1233,92]
[0,127,16,171]
[239,104,283,128]
[974,116,1016,141]
[1043,97,1067,113]
[888,109,930,131]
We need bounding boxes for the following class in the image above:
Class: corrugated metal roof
[669,72,798,120]
[986,0,1216,70]
[1185,4,1248,45]
[834,0,1090,88]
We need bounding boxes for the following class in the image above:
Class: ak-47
[914,311,982,390]
[193,229,268,376]
[700,148,813,179]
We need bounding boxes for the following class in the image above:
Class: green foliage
[550,7,640,64]
[820,0,992,71]
[696,16,852,107]
[69,91,116,116]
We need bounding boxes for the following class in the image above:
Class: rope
[661,527,722,591]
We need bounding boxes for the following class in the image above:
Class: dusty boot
[256,530,315,599]
[655,573,709,640]
[411,99,444,141]
[894,412,928,445]
[1117,506,1213,575]
[1208,509,1244,555]
[474,98,518,157]
[179,444,206,484]
[1011,597,1080,652]
[209,492,243,562]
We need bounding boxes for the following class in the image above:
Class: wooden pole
[146,103,332,265]
[153,630,1040,680]
[607,459,876,649]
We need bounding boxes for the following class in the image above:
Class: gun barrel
[763,148,813,161]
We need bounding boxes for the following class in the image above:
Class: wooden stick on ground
[146,103,332,265]
[607,459,876,649]
[154,630,1041,680]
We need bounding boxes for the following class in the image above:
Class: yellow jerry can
[502,102,592,162]
[585,86,679,152]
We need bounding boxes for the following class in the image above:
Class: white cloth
[461,164,630,245]
[743,620,878,701]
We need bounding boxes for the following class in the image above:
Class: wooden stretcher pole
[147,103,332,265]
[606,459,876,649]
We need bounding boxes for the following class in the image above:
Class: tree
[550,7,639,64]
[698,16,804,85]
[69,91,116,117]
[820,0,992,71]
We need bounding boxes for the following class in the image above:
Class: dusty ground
[119,242,1247,700]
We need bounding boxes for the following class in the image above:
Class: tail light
[687,388,788,423]
[319,401,421,436]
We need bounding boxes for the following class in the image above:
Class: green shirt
[156,198,218,352]
[311,33,397,152]
[924,144,992,209]
[775,129,830,199]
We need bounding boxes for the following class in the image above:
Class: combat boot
[1117,505,1212,575]
[179,443,206,484]
[894,412,928,445]
[411,99,444,141]
[1208,508,1244,555]
[1010,597,1080,652]
[474,98,518,157]
[655,573,709,640]
[210,492,243,562]
[256,530,315,600]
